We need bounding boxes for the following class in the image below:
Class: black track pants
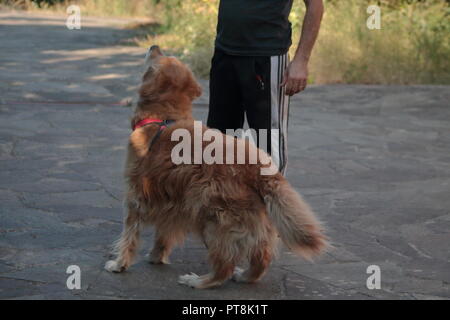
[207,49,290,174]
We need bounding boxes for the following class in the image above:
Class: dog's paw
[178,272,202,288]
[148,254,170,265]
[104,260,124,273]
[231,267,247,283]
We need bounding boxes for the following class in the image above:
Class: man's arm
[282,0,324,96]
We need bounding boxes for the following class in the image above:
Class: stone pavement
[0,10,449,300]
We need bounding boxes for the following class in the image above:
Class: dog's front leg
[105,203,141,273]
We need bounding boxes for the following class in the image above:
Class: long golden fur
[104,46,328,289]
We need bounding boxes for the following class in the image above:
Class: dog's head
[138,46,202,109]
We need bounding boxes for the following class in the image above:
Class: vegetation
[2,0,449,84]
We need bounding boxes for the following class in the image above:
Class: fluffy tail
[259,174,328,260]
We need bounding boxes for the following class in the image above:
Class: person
[207,0,324,175]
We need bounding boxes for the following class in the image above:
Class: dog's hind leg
[178,224,239,289]
[105,207,141,273]
[232,243,273,283]
[149,229,178,264]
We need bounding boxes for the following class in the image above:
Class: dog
[104,46,328,289]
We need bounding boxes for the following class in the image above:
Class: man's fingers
[283,75,308,95]
[291,83,299,95]
[285,80,295,96]
[287,78,307,95]
[298,79,307,92]
[294,80,303,94]
[284,79,300,96]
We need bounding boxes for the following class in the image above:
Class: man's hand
[281,0,323,96]
[281,58,309,96]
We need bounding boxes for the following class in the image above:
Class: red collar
[132,118,176,151]
[133,118,166,131]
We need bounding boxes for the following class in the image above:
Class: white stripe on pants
[270,53,290,175]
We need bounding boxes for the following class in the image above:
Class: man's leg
[237,54,290,175]
[207,50,245,133]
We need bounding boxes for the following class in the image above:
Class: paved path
[1,11,449,300]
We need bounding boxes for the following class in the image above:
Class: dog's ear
[186,78,202,100]
[183,67,202,100]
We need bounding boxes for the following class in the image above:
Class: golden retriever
[104,46,328,289]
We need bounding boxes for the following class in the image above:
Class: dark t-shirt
[215,0,294,56]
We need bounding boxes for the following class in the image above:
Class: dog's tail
[258,174,328,260]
